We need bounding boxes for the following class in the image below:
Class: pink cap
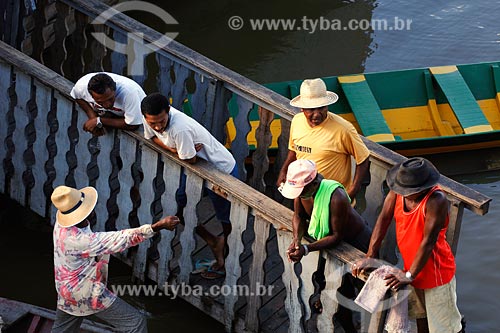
[280,159,317,199]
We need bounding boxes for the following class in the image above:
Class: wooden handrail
[0,40,490,215]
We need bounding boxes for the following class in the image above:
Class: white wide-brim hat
[290,78,339,108]
[51,185,98,227]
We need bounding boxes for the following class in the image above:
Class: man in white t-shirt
[141,93,238,280]
[70,72,145,136]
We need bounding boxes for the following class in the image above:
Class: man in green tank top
[279,159,371,262]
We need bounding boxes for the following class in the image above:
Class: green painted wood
[339,79,393,138]
[432,69,490,129]
[491,65,500,94]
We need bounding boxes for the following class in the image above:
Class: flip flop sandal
[201,267,226,280]
[192,259,216,274]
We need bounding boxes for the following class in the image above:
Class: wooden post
[231,96,252,181]
[276,229,303,333]
[177,169,204,284]
[133,147,159,281]
[317,255,346,332]
[157,155,182,286]
[0,61,11,193]
[223,200,248,332]
[30,80,52,216]
[93,129,115,231]
[249,107,274,191]
[245,214,270,332]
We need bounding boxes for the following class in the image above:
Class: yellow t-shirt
[289,112,370,188]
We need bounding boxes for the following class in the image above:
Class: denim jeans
[176,166,239,224]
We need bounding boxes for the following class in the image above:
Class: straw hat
[51,185,98,227]
[290,78,339,108]
[386,157,440,196]
[280,159,318,199]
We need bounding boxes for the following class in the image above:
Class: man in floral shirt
[51,185,180,332]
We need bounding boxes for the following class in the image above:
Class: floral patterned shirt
[53,221,155,316]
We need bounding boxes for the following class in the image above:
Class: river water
[2,0,500,332]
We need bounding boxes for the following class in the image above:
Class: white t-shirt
[70,72,145,125]
[143,107,236,174]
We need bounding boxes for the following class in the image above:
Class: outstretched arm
[352,190,396,277]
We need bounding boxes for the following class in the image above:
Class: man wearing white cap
[277,78,370,200]
[50,185,180,332]
[281,159,372,332]
[281,159,371,262]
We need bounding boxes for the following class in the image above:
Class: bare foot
[208,235,225,270]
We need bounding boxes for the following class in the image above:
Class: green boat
[225,62,500,156]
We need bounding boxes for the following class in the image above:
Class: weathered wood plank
[157,155,182,286]
[276,229,302,333]
[245,214,270,331]
[177,170,204,284]
[231,96,252,181]
[0,61,11,192]
[10,70,31,204]
[115,132,136,232]
[447,198,464,255]
[130,37,149,87]
[317,255,346,332]
[49,92,72,220]
[133,147,158,281]
[249,107,274,192]
[30,80,52,216]
[224,200,249,332]
[93,129,115,232]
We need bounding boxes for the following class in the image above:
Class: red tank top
[394,186,455,289]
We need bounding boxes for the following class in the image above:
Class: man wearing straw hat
[277,78,370,200]
[352,158,464,333]
[50,185,180,332]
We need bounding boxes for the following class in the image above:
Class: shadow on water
[0,194,223,333]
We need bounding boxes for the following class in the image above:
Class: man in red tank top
[352,157,464,333]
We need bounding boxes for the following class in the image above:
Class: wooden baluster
[245,214,271,332]
[156,55,173,98]
[91,128,114,230]
[230,96,252,181]
[190,73,210,125]
[157,155,182,287]
[276,228,303,333]
[72,104,93,189]
[49,92,73,220]
[0,61,11,192]
[60,6,76,77]
[132,147,159,281]
[317,255,347,332]
[170,63,190,110]
[62,8,88,80]
[111,31,128,75]
[223,200,249,332]
[30,80,52,216]
[129,37,149,87]
[10,71,32,204]
[298,248,320,326]
[272,117,291,200]
[249,107,274,191]
[211,83,231,144]
[177,169,204,284]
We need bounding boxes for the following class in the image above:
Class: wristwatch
[96,117,103,129]
[405,271,413,280]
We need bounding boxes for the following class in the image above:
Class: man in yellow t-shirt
[277,78,370,199]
